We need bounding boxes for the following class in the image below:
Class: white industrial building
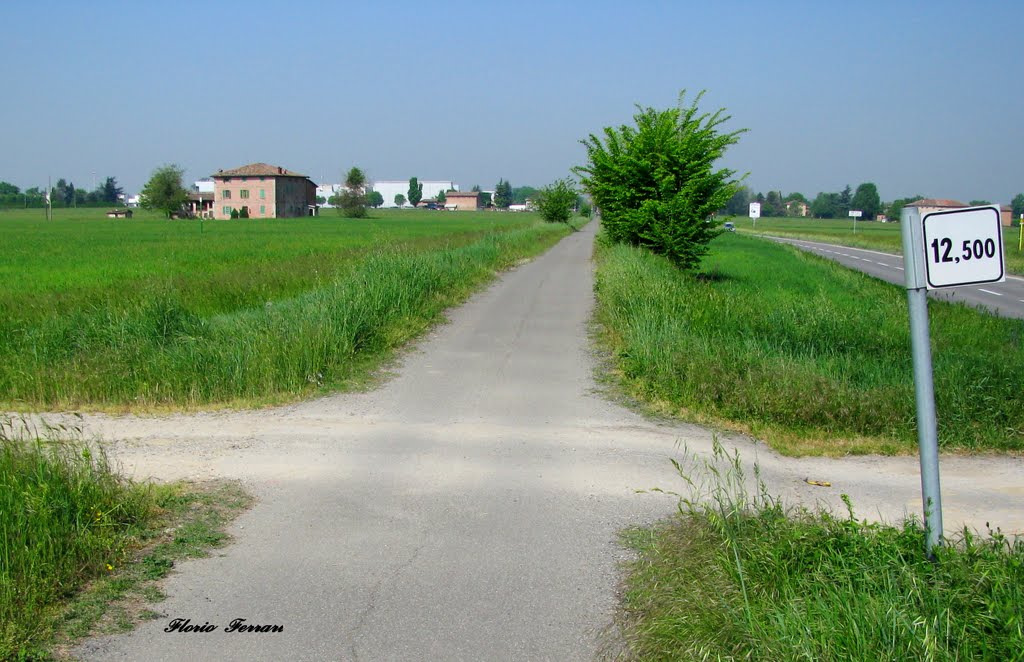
[313,180,459,208]
[373,180,458,208]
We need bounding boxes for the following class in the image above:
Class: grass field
[0,207,569,409]
[729,215,1024,275]
[613,442,1024,660]
[594,231,1024,456]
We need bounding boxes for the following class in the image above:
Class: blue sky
[2,1,1022,203]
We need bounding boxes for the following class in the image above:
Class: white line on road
[895,266,904,271]
[977,289,1003,296]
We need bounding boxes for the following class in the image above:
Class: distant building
[211,163,317,219]
[372,180,458,208]
[903,199,968,218]
[187,192,214,218]
[194,179,215,194]
[444,191,479,211]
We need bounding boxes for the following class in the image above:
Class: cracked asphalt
[70,221,1024,661]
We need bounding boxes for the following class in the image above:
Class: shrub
[575,90,745,270]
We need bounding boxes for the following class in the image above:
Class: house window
[240,189,249,199]
[222,190,231,199]
[260,205,266,215]
[260,189,265,199]
[223,206,232,216]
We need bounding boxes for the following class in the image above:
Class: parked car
[723,221,736,232]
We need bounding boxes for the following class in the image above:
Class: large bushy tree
[574,91,745,270]
[535,178,578,225]
[408,177,423,207]
[1011,193,1024,220]
[140,164,188,218]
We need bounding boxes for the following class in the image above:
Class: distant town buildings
[211,163,317,219]
[443,191,479,211]
[373,180,458,208]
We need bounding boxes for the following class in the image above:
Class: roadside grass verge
[0,416,251,660]
[609,442,1024,661]
[730,215,1024,276]
[0,220,569,409]
[593,232,1024,455]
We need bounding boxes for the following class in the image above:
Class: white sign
[921,206,1005,289]
[748,202,761,219]
[848,210,863,218]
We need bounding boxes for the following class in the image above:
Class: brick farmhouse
[212,163,317,219]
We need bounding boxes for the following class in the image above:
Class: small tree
[851,182,881,219]
[1011,193,1024,220]
[239,206,249,218]
[437,189,447,204]
[367,190,384,208]
[574,90,745,270]
[408,177,423,207]
[336,167,368,218]
[536,178,578,225]
[140,164,188,218]
[230,208,239,219]
[394,193,406,207]
[494,179,513,209]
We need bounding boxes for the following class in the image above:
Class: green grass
[0,415,251,659]
[594,232,1024,455]
[730,215,1024,276]
[610,443,1024,661]
[0,208,569,409]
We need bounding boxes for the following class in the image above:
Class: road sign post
[900,205,1005,557]
[849,209,862,233]
[749,202,761,229]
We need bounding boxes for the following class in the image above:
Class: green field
[0,207,569,409]
[728,215,1024,275]
[594,231,1024,455]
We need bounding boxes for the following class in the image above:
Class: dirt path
[70,221,1024,661]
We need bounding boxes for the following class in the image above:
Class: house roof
[213,163,309,178]
[446,191,479,197]
[906,198,967,208]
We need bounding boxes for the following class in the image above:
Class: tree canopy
[850,182,881,219]
[394,193,406,207]
[535,178,578,225]
[574,90,745,270]
[408,177,423,207]
[334,167,369,218]
[140,165,188,218]
[494,179,513,209]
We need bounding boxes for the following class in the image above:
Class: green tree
[367,190,384,208]
[512,185,539,204]
[723,186,751,215]
[811,192,841,218]
[968,199,991,206]
[394,193,406,207]
[574,90,745,270]
[763,190,786,217]
[838,184,852,216]
[338,167,368,218]
[494,179,513,208]
[479,191,492,207]
[0,182,19,196]
[53,179,72,207]
[535,178,578,225]
[408,177,423,207]
[140,164,188,218]
[851,182,881,219]
[437,189,447,204]
[96,176,123,204]
[886,195,925,223]
[1011,193,1024,219]
[239,205,250,218]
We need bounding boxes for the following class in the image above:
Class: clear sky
[2,0,1022,203]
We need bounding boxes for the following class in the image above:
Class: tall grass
[0,416,158,658]
[1,223,568,408]
[594,233,1024,455]
[612,442,1024,660]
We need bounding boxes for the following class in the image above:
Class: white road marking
[977,289,1003,296]
[895,266,904,271]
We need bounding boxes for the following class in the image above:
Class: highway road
[764,235,1024,320]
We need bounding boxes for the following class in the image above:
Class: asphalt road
[71,222,1024,661]
[764,235,1024,319]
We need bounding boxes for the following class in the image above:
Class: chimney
[278,167,283,174]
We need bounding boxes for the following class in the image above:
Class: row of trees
[0,177,123,208]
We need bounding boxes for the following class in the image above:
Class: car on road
[723,221,736,232]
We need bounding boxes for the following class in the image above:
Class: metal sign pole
[906,286,943,555]
[900,207,943,557]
